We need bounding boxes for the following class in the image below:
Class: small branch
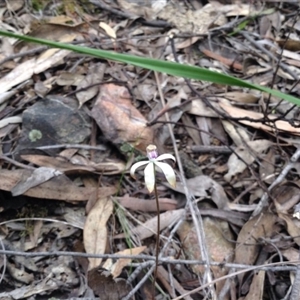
[122,265,155,300]
[187,145,234,154]
[35,144,106,151]
[289,250,300,300]
[0,248,296,272]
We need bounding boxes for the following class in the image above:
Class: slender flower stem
[153,177,160,297]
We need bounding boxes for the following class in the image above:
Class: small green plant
[31,0,48,11]
[130,144,176,296]
[17,204,48,236]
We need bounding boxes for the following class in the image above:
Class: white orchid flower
[130,144,176,193]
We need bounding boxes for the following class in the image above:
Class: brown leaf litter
[1,0,300,299]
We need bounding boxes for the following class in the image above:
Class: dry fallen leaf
[278,213,300,246]
[222,120,250,147]
[259,148,276,184]
[0,116,22,129]
[224,139,272,182]
[177,218,234,298]
[91,83,154,152]
[21,154,126,175]
[84,197,113,270]
[244,270,265,300]
[102,246,146,278]
[76,63,106,108]
[87,268,132,299]
[0,169,94,201]
[115,195,177,212]
[114,208,184,240]
[221,91,260,104]
[234,213,278,285]
[167,175,229,209]
[220,102,300,135]
[7,263,34,284]
[11,167,62,196]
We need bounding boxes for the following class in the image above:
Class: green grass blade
[0,30,299,106]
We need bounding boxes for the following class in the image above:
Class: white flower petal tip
[130,161,149,178]
[144,162,155,193]
[154,161,176,188]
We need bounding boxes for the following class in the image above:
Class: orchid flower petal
[130,160,149,178]
[154,161,176,188]
[156,153,176,162]
[144,162,155,193]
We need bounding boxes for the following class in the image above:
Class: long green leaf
[0,29,299,106]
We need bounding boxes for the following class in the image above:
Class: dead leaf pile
[1,0,300,299]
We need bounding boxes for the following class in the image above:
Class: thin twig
[0,155,35,170]
[153,70,216,298]
[188,145,234,154]
[0,237,7,285]
[172,260,300,300]
[122,265,155,300]
[0,46,48,66]
[289,248,300,300]
[126,261,154,284]
[0,248,296,272]
[34,144,106,151]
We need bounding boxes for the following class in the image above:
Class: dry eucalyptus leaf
[271,184,300,214]
[56,71,85,86]
[222,120,250,147]
[167,175,229,209]
[259,148,276,184]
[224,139,272,182]
[102,246,146,278]
[114,209,185,240]
[76,63,106,108]
[177,218,234,297]
[219,102,300,135]
[7,0,24,11]
[63,207,86,229]
[21,154,126,175]
[234,213,277,285]
[7,262,34,284]
[0,116,22,129]
[84,197,113,270]
[0,169,93,201]
[188,98,217,117]
[87,268,133,299]
[11,167,62,196]
[278,213,300,246]
[115,196,177,212]
[222,91,260,104]
[158,3,226,34]
[282,248,300,262]
[244,270,265,300]
[0,276,60,298]
[99,22,116,40]
[92,83,154,152]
